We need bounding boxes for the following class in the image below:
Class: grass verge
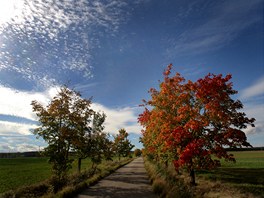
[0,157,133,198]
[144,151,264,198]
[144,157,193,198]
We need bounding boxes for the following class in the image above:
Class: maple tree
[138,64,255,185]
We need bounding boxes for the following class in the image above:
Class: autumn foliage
[138,64,255,185]
[31,86,111,191]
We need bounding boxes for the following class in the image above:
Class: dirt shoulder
[77,157,157,198]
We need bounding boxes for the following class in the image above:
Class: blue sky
[0,0,263,152]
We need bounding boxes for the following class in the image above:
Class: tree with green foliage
[31,86,94,188]
[114,128,134,160]
[89,112,114,170]
[73,111,107,173]
[134,148,142,157]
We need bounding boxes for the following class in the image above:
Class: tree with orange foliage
[138,64,255,185]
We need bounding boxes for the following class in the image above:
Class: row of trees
[31,86,134,188]
[138,64,255,185]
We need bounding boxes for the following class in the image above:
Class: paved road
[77,157,157,198]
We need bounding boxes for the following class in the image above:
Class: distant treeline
[225,147,264,151]
[0,151,41,158]
[0,151,77,158]
[0,147,263,158]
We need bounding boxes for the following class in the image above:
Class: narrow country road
[77,157,157,198]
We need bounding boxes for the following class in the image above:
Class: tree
[73,111,106,173]
[114,128,134,160]
[89,112,114,170]
[134,148,142,157]
[138,64,255,185]
[31,86,94,186]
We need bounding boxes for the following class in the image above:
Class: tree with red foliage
[138,64,255,185]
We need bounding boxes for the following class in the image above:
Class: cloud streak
[239,76,264,135]
[240,76,264,100]
[0,121,37,136]
[166,0,263,57]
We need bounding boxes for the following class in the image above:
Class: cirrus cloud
[240,76,264,100]
[0,0,131,88]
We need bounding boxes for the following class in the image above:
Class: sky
[0,0,263,152]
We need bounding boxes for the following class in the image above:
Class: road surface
[77,157,157,198]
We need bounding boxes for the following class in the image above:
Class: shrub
[134,149,142,157]
[144,157,193,198]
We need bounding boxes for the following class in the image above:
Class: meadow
[196,151,264,197]
[144,150,264,198]
[0,156,107,194]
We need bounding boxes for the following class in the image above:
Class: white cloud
[240,76,264,100]
[0,85,142,137]
[0,121,37,135]
[0,85,58,121]
[16,143,43,152]
[0,143,14,152]
[0,136,45,152]
[91,103,142,135]
[239,76,264,136]
[242,103,264,135]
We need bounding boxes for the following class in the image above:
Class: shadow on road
[77,157,157,198]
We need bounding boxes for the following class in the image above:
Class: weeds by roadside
[0,158,133,198]
[144,152,264,198]
[144,157,193,198]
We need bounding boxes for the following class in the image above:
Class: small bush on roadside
[134,149,142,157]
[144,157,193,198]
[152,178,166,195]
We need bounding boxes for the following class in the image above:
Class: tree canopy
[114,128,134,160]
[138,64,255,185]
[31,86,106,185]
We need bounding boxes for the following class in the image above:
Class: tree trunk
[189,159,196,186]
[190,168,196,186]
[165,160,168,167]
[78,158,82,173]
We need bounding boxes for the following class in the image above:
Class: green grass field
[197,151,264,197]
[0,157,94,194]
